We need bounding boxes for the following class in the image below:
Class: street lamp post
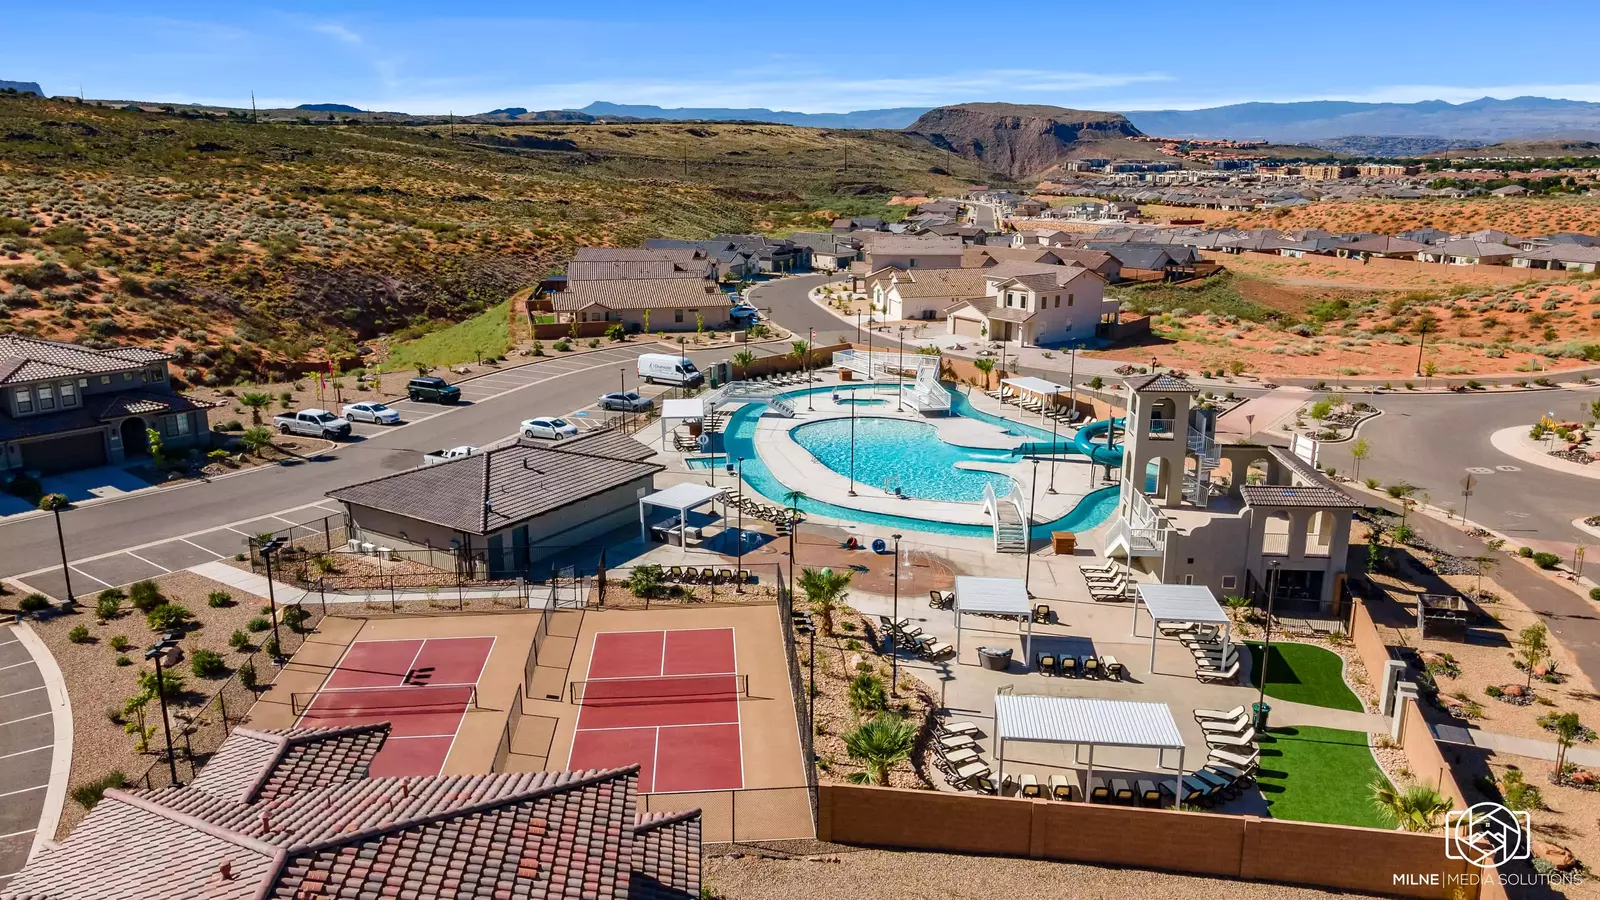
[897,325,907,411]
[259,538,288,665]
[1025,460,1039,596]
[1255,560,1282,730]
[144,630,184,785]
[848,382,858,496]
[51,503,75,604]
[728,457,746,593]
[808,327,816,411]
[1047,386,1060,494]
[890,532,903,695]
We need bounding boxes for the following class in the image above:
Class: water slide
[1073,418,1126,466]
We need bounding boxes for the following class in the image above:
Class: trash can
[1252,701,1271,732]
[978,647,1013,671]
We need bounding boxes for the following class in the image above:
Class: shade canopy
[1001,376,1065,396]
[995,694,1185,750]
[954,576,1031,616]
[640,482,724,511]
[660,398,705,421]
[1134,583,1228,624]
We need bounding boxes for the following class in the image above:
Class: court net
[291,684,479,716]
[568,673,748,705]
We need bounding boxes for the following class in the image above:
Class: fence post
[390,575,396,612]
[323,516,332,553]
[319,578,327,617]
[218,687,228,727]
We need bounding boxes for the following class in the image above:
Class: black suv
[407,376,462,404]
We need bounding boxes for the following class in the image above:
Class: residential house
[1419,240,1519,266]
[1511,244,1600,273]
[329,430,662,578]
[1277,236,1351,258]
[1335,235,1428,260]
[856,233,963,271]
[710,234,809,272]
[1490,185,1528,196]
[1084,243,1204,281]
[1217,229,1287,254]
[1012,198,1048,217]
[830,216,887,233]
[1009,229,1075,249]
[944,265,1112,346]
[921,222,990,244]
[643,239,760,280]
[1452,229,1523,246]
[1103,375,1357,614]
[1397,228,1452,245]
[1517,232,1600,251]
[787,231,860,271]
[567,247,718,282]
[962,246,1122,283]
[1,336,214,475]
[550,278,732,331]
[0,722,701,900]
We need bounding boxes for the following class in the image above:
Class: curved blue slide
[1073,418,1126,466]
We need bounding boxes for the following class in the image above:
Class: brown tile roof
[1240,483,1360,509]
[551,279,723,312]
[573,247,706,264]
[327,430,662,535]
[858,233,963,256]
[567,259,714,281]
[2,725,702,900]
[1128,372,1199,393]
[0,336,171,385]
[1339,235,1427,255]
[188,724,390,803]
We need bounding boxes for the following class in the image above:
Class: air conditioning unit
[347,538,361,552]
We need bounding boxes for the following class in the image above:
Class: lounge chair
[1037,654,1057,676]
[1157,620,1200,637]
[969,774,1010,795]
[1137,780,1162,807]
[1102,655,1124,680]
[939,734,976,752]
[942,747,981,768]
[1059,655,1078,677]
[664,566,682,582]
[718,568,735,584]
[1033,603,1051,624]
[1018,773,1041,798]
[929,590,946,609]
[1082,656,1101,678]
[919,640,955,659]
[940,720,980,737]
[1195,768,1241,799]
[1201,713,1252,735]
[1207,728,1258,749]
[1082,568,1123,584]
[951,761,991,784]
[1088,777,1111,803]
[1194,705,1247,723]
[1196,660,1242,683]
[1048,774,1074,801]
[1180,775,1221,807]
[1079,560,1118,576]
[738,569,754,584]
[1209,763,1254,786]
[1208,747,1259,770]
[1112,778,1136,805]
[1194,649,1239,667]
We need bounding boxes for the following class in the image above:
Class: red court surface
[567,628,744,793]
[295,636,494,776]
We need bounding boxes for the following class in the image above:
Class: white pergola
[953,576,1034,669]
[1132,583,1231,673]
[994,693,1187,806]
[1000,376,1065,421]
[659,398,706,450]
[638,482,725,545]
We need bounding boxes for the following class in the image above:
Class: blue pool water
[722,383,1117,539]
[791,417,1013,502]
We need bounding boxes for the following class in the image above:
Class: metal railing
[776,569,819,835]
[640,786,817,845]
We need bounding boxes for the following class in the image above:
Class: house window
[674,310,684,323]
[60,381,78,408]
[1221,575,1237,590]
[174,413,191,436]
[1053,295,1060,308]
[37,384,55,411]
[100,375,111,385]
[13,387,31,414]
[123,372,134,382]
[1068,293,1075,307]
[909,258,918,268]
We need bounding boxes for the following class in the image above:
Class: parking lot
[0,626,53,891]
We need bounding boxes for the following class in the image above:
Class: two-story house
[1,336,214,474]
[943,266,1114,347]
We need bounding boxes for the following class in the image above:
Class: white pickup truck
[273,409,352,440]
[423,445,481,466]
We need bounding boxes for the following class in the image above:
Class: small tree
[128,579,164,613]
[1227,358,1246,377]
[732,349,756,374]
[1553,712,1584,777]
[797,567,851,636]
[145,427,165,467]
[1370,779,1452,833]
[239,392,271,425]
[240,426,274,457]
[1350,437,1370,479]
[790,339,810,361]
[1518,623,1549,690]
[627,564,666,599]
[842,714,917,786]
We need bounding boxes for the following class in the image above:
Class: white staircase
[983,481,1028,554]
[1185,427,1220,505]
[832,350,950,414]
[1104,487,1168,559]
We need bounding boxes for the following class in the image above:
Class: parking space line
[0,662,34,673]
[224,526,253,536]
[0,785,46,800]
[0,687,45,701]
[179,538,224,558]
[0,640,14,649]
[123,551,171,574]
[0,744,51,760]
[0,829,35,841]
[0,711,49,728]
[67,566,113,589]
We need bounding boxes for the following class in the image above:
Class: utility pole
[250,91,257,123]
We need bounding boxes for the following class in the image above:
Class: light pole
[1047,385,1060,494]
[890,532,903,696]
[1255,560,1282,730]
[144,630,184,785]
[50,501,74,605]
[848,381,858,496]
[728,457,746,593]
[619,367,625,394]
[808,328,815,411]
[794,611,816,731]
[259,537,287,664]
[1025,460,1039,596]
[897,325,907,411]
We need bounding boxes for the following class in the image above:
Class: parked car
[520,417,579,440]
[598,391,653,412]
[637,353,702,387]
[423,446,480,466]
[341,401,401,425]
[407,376,461,404]
[273,409,352,440]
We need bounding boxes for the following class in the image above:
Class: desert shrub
[68,625,91,644]
[229,629,251,650]
[96,589,125,621]
[281,605,309,631]
[207,590,233,608]
[628,565,666,598]
[145,603,192,631]
[17,593,50,613]
[848,673,888,714]
[1531,552,1561,569]
[128,579,165,612]
[1518,546,1534,558]
[238,658,258,690]
[109,635,131,652]
[247,616,270,632]
[70,771,126,810]
[190,648,227,678]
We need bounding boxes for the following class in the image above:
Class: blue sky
[8,1,1598,114]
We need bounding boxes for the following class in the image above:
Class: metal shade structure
[953,576,1033,668]
[1132,583,1231,673]
[1000,376,1065,421]
[638,482,726,545]
[994,692,1187,804]
[659,398,706,449]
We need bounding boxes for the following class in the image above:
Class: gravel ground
[703,848,1383,900]
[32,571,268,837]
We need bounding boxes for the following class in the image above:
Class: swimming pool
[722,383,1117,539]
[791,417,1013,502]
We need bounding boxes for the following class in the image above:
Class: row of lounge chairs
[934,720,1001,791]
[1036,652,1123,680]
[732,494,802,525]
[747,371,814,387]
[877,615,955,661]
[1183,705,1262,805]
[1080,561,1136,603]
[1171,623,1242,683]
[663,567,754,586]
[928,591,1053,625]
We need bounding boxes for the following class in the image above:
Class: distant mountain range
[1123,97,1600,144]
[1,80,43,95]
[567,102,932,129]
[296,103,364,113]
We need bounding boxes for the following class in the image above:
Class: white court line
[123,551,171,573]
[0,712,51,729]
[731,625,746,790]
[179,538,224,558]
[383,733,462,740]
[0,687,45,701]
[67,567,113,589]
[650,727,661,793]
[574,722,741,733]
[313,681,481,693]
[0,744,51,761]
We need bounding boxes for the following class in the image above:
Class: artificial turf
[1255,726,1390,829]
[1246,641,1363,712]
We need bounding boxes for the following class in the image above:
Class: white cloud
[311,22,365,46]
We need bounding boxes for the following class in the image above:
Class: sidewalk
[1433,722,1600,767]
[186,561,576,609]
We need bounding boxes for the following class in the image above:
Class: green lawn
[385,300,511,370]
[1255,726,1390,829]
[1246,641,1362,712]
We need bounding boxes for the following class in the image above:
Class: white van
[637,353,703,386]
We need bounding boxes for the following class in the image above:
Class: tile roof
[566,259,714,281]
[1240,483,1360,509]
[0,336,172,385]
[1128,372,1198,393]
[858,233,963,256]
[1431,239,1518,258]
[2,724,701,900]
[0,391,218,442]
[1339,235,1427,254]
[551,279,724,312]
[327,430,662,535]
[1515,245,1600,263]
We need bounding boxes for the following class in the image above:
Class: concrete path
[1268,698,1388,734]
[0,622,70,891]
[1433,723,1600,767]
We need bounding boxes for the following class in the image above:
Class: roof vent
[219,859,234,881]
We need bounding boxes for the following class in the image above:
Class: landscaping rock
[1569,769,1597,786]
[1534,841,1577,871]
[1421,651,1450,668]
[1504,684,1527,698]
[1533,663,1551,679]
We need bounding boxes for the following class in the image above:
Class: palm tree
[843,714,916,786]
[797,567,851,636]
[239,426,274,457]
[783,488,806,520]
[239,392,271,425]
[1370,779,1452,833]
[1553,712,1584,776]
[1222,594,1252,626]
[732,349,756,377]
[972,357,996,389]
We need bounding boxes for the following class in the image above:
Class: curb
[10,621,72,853]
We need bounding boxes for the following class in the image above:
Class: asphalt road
[1320,386,1600,548]
[0,341,781,584]
[749,273,916,350]
[0,625,51,890]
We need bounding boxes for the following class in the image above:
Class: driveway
[0,466,161,517]
[0,624,58,892]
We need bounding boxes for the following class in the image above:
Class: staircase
[700,381,796,418]
[832,350,950,415]
[982,481,1029,554]
[1184,426,1221,505]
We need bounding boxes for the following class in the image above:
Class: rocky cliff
[904,103,1144,177]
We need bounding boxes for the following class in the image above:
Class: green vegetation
[384,299,512,370]
[842,714,917,786]
[1368,778,1452,832]
[70,771,127,810]
[1246,641,1363,712]
[1256,726,1391,828]
[1108,272,1286,323]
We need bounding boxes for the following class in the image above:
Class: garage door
[21,431,107,474]
[952,315,986,337]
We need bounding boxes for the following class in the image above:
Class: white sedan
[520,417,579,440]
[340,401,401,425]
